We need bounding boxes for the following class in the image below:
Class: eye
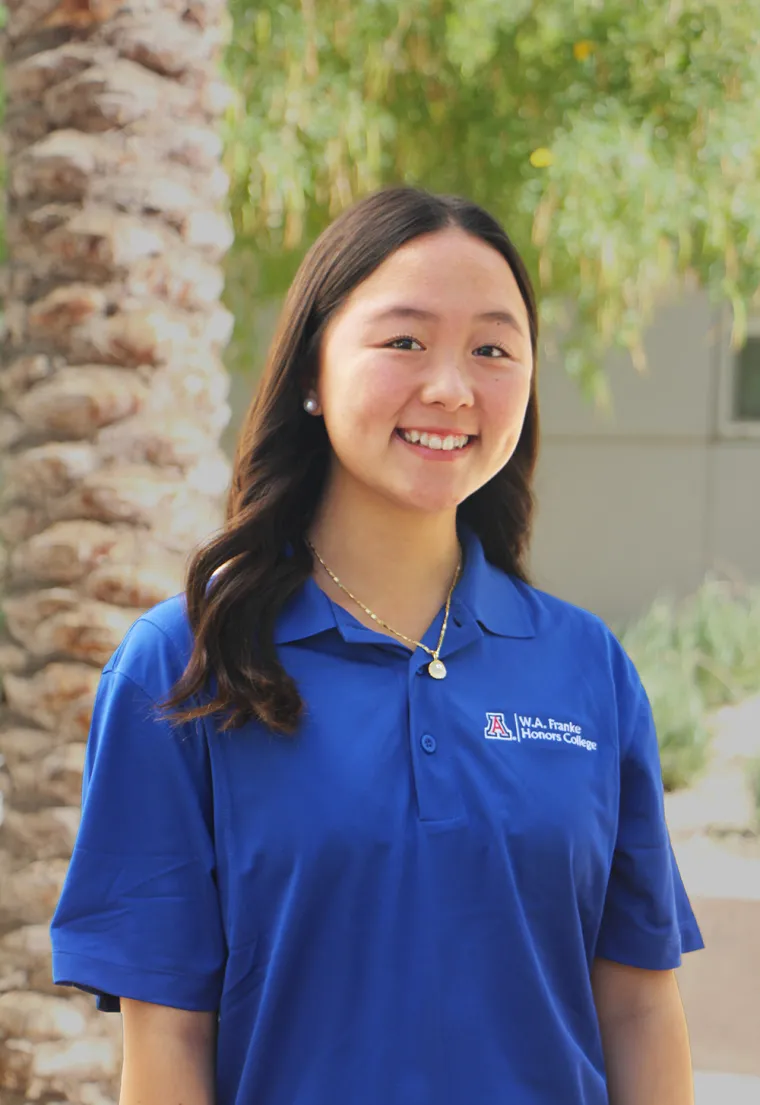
[384,335,424,351]
[474,344,510,359]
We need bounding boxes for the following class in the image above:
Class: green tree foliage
[223,0,760,396]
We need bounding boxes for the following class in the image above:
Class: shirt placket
[406,612,482,823]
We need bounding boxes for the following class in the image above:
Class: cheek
[483,371,532,438]
[323,358,409,432]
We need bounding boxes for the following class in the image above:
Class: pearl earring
[303,396,319,414]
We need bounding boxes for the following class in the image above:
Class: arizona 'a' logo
[484,712,517,741]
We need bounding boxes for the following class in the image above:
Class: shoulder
[514,578,611,644]
[103,593,193,702]
[512,577,644,713]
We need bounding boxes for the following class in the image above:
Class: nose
[419,358,475,411]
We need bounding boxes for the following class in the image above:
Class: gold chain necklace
[306,540,461,680]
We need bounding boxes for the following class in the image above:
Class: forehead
[345,228,529,320]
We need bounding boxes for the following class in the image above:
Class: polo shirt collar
[453,527,536,639]
[273,526,536,645]
[274,573,338,644]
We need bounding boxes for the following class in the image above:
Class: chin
[384,483,469,516]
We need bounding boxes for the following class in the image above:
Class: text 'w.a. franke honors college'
[484,712,598,752]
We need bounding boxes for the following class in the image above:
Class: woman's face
[314,228,534,517]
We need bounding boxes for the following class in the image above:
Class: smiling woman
[162,187,540,703]
[51,187,703,1105]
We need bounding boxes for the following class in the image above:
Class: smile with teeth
[398,429,472,451]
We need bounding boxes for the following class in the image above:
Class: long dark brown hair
[159,186,540,735]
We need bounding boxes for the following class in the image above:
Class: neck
[308,476,461,642]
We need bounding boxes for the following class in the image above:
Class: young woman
[51,186,703,1105]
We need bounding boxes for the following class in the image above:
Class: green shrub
[619,579,760,792]
[620,600,711,791]
[678,580,760,709]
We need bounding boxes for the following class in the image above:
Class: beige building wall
[531,291,760,622]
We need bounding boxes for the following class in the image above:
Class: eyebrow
[365,304,526,336]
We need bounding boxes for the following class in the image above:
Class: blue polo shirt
[51,530,703,1105]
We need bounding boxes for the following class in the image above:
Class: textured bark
[0,1,233,1098]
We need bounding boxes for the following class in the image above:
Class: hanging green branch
[222,0,760,397]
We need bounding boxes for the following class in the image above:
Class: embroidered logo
[484,712,597,751]
[484,712,517,741]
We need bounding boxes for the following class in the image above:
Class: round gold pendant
[428,659,447,680]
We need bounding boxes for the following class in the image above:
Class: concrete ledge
[673,834,760,901]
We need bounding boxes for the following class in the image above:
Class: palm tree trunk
[0,1,233,1099]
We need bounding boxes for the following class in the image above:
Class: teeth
[401,430,470,450]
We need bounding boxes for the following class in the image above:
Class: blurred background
[0,1,758,1102]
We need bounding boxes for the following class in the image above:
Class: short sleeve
[50,617,226,1012]
[595,676,704,970]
